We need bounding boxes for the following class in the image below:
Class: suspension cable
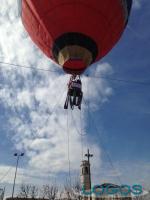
[0,61,150,86]
[70,109,86,160]
[67,109,72,186]
[83,97,122,185]
[0,167,13,183]
[80,110,84,160]
[70,110,86,137]
[0,61,59,73]
[47,83,67,115]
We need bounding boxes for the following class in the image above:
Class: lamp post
[12,152,24,198]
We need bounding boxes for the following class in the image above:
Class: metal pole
[2,187,5,200]
[12,155,19,198]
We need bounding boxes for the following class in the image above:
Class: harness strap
[64,95,69,109]
[70,96,74,110]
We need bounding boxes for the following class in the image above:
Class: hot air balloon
[21,0,132,109]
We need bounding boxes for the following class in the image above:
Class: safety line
[0,167,13,183]
[70,110,86,137]
[0,61,60,73]
[83,97,122,185]
[47,83,67,116]
[0,61,149,86]
[70,109,87,161]
[67,109,72,186]
[85,74,150,86]
[80,110,84,160]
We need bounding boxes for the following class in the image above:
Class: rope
[0,61,59,73]
[80,110,84,160]
[85,74,150,86]
[83,97,122,185]
[0,167,13,183]
[47,83,67,115]
[0,61,150,86]
[70,110,86,160]
[70,110,86,136]
[86,76,91,134]
[67,109,71,186]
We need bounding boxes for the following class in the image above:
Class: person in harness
[64,75,83,110]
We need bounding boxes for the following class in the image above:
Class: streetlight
[12,152,24,198]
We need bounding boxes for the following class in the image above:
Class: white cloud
[0,0,113,188]
[0,165,45,185]
[133,0,142,9]
[0,1,150,198]
[0,164,59,197]
[17,90,34,108]
[92,160,150,191]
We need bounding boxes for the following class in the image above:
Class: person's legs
[64,93,69,109]
[73,90,77,105]
[70,96,74,110]
[77,92,83,109]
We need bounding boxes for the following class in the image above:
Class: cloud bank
[0,0,113,187]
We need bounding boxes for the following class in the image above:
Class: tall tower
[80,160,91,191]
[80,149,93,191]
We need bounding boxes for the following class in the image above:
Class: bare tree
[64,185,73,200]
[18,184,31,198]
[40,185,47,199]
[73,180,82,200]
[30,185,38,199]
[64,179,82,200]
[40,185,58,200]
[18,184,38,199]
[58,190,63,200]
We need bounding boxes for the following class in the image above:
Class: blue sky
[89,0,150,186]
[0,0,150,197]
[100,0,150,161]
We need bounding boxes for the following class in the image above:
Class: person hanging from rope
[64,75,83,110]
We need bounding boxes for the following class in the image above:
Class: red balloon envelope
[22,0,132,74]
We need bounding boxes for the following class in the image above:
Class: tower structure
[80,160,91,191]
[80,149,93,192]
